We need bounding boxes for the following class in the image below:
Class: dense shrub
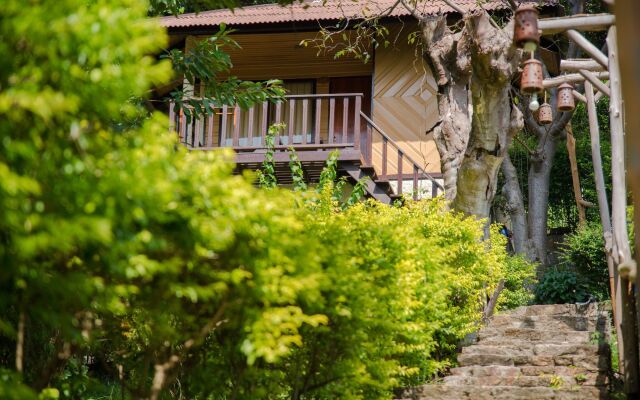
[560,222,610,300]
[498,254,537,310]
[535,268,589,304]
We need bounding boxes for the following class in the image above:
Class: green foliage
[560,222,610,300]
[498,254,537,310]
[535,268,589,304]
[257,124,280,189]
[0,0,511,398]
[288,147,307,192]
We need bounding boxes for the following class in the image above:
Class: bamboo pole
[579,69,611,97]
[608,25,639,394]
[585,80,620,368]
[566,30,609,68]
[614,0,640,382]
[542,71,609,89]
[561,58,606,72]
[565,123,586,227]
[539,13,615,35]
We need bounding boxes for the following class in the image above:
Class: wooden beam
[566,29,609,68]
[579,69,611,97]
[539,13,615,35]
[542,71,609,88]
[566,123,587,227]
[561,58,605,72]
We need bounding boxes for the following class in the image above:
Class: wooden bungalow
[160,0,549,203]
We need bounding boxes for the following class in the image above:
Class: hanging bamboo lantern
[557,83,576,112]
[520,59,543,94]
[538,102,553,124]
[514,5,540,49]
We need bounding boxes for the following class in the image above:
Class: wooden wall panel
[192,32,373,81]
[371,24,441,174]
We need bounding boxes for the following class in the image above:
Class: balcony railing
[169,93,443,200]
[169,93,364,152]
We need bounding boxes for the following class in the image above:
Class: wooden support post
[342,98,349,144]
[539,13,615,35]
[579,69,611,97]
[614,0,640,377]
[288,100,295,145]
[608,25,639,395]
[565,123,586,227]
[566,30,609,68]
[328,98,335,144]
[412,165,419,201]
[585,80,619,357]
[247,106,255,146]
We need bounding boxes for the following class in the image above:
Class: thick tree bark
[421,12,519,220]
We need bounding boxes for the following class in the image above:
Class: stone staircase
[399,303,612,400]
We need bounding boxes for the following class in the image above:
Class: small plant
[535,268,589,304]
[589,331,604,345]
[549,375,564,389]
[288,147,307,192]
[257,124,284,189]
[574,373,587,384]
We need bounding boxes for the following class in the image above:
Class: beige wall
[371,24,441,174]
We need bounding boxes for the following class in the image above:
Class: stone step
[489,314,606,331]
[461,343,607,358]
[478,328,596,344]
[450,365,603,379]
[443,372,608,388]
[398,384,607,400]
[457,351,609,370]
[507,303,601,317]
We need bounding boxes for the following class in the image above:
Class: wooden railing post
[247,105,255,147]
[413,165,419,200]
[207,110,214,147]
[328,98,335,144]
[261,102,268,146]
[220,105,228,147]
[179,108,187,144]
[288,99,295,145]
[397,150,403,196]
[232,106,240,147]
[342,97,349,144]
[302,99,309,144]
[275,101,283,144]
[314,98,321,145]
[169,101,176,132]
[354,95,361,150]
[381,136,388,179]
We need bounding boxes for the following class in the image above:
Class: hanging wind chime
[557,82,576,112]
[537,92,553,124]
[514,5,544,113]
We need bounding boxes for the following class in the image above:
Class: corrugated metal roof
[161,0,554,28]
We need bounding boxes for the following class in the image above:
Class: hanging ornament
[514,5,540,50]
[521,58,544,95]
[537,92,552,124]
[529,93,540,112]
[557,83,576,112]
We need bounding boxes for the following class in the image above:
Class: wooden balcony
[169,93,443,202]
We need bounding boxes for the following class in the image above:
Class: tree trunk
[502,154,528,255]
[527,135,558,266]
[421,12,520,219]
